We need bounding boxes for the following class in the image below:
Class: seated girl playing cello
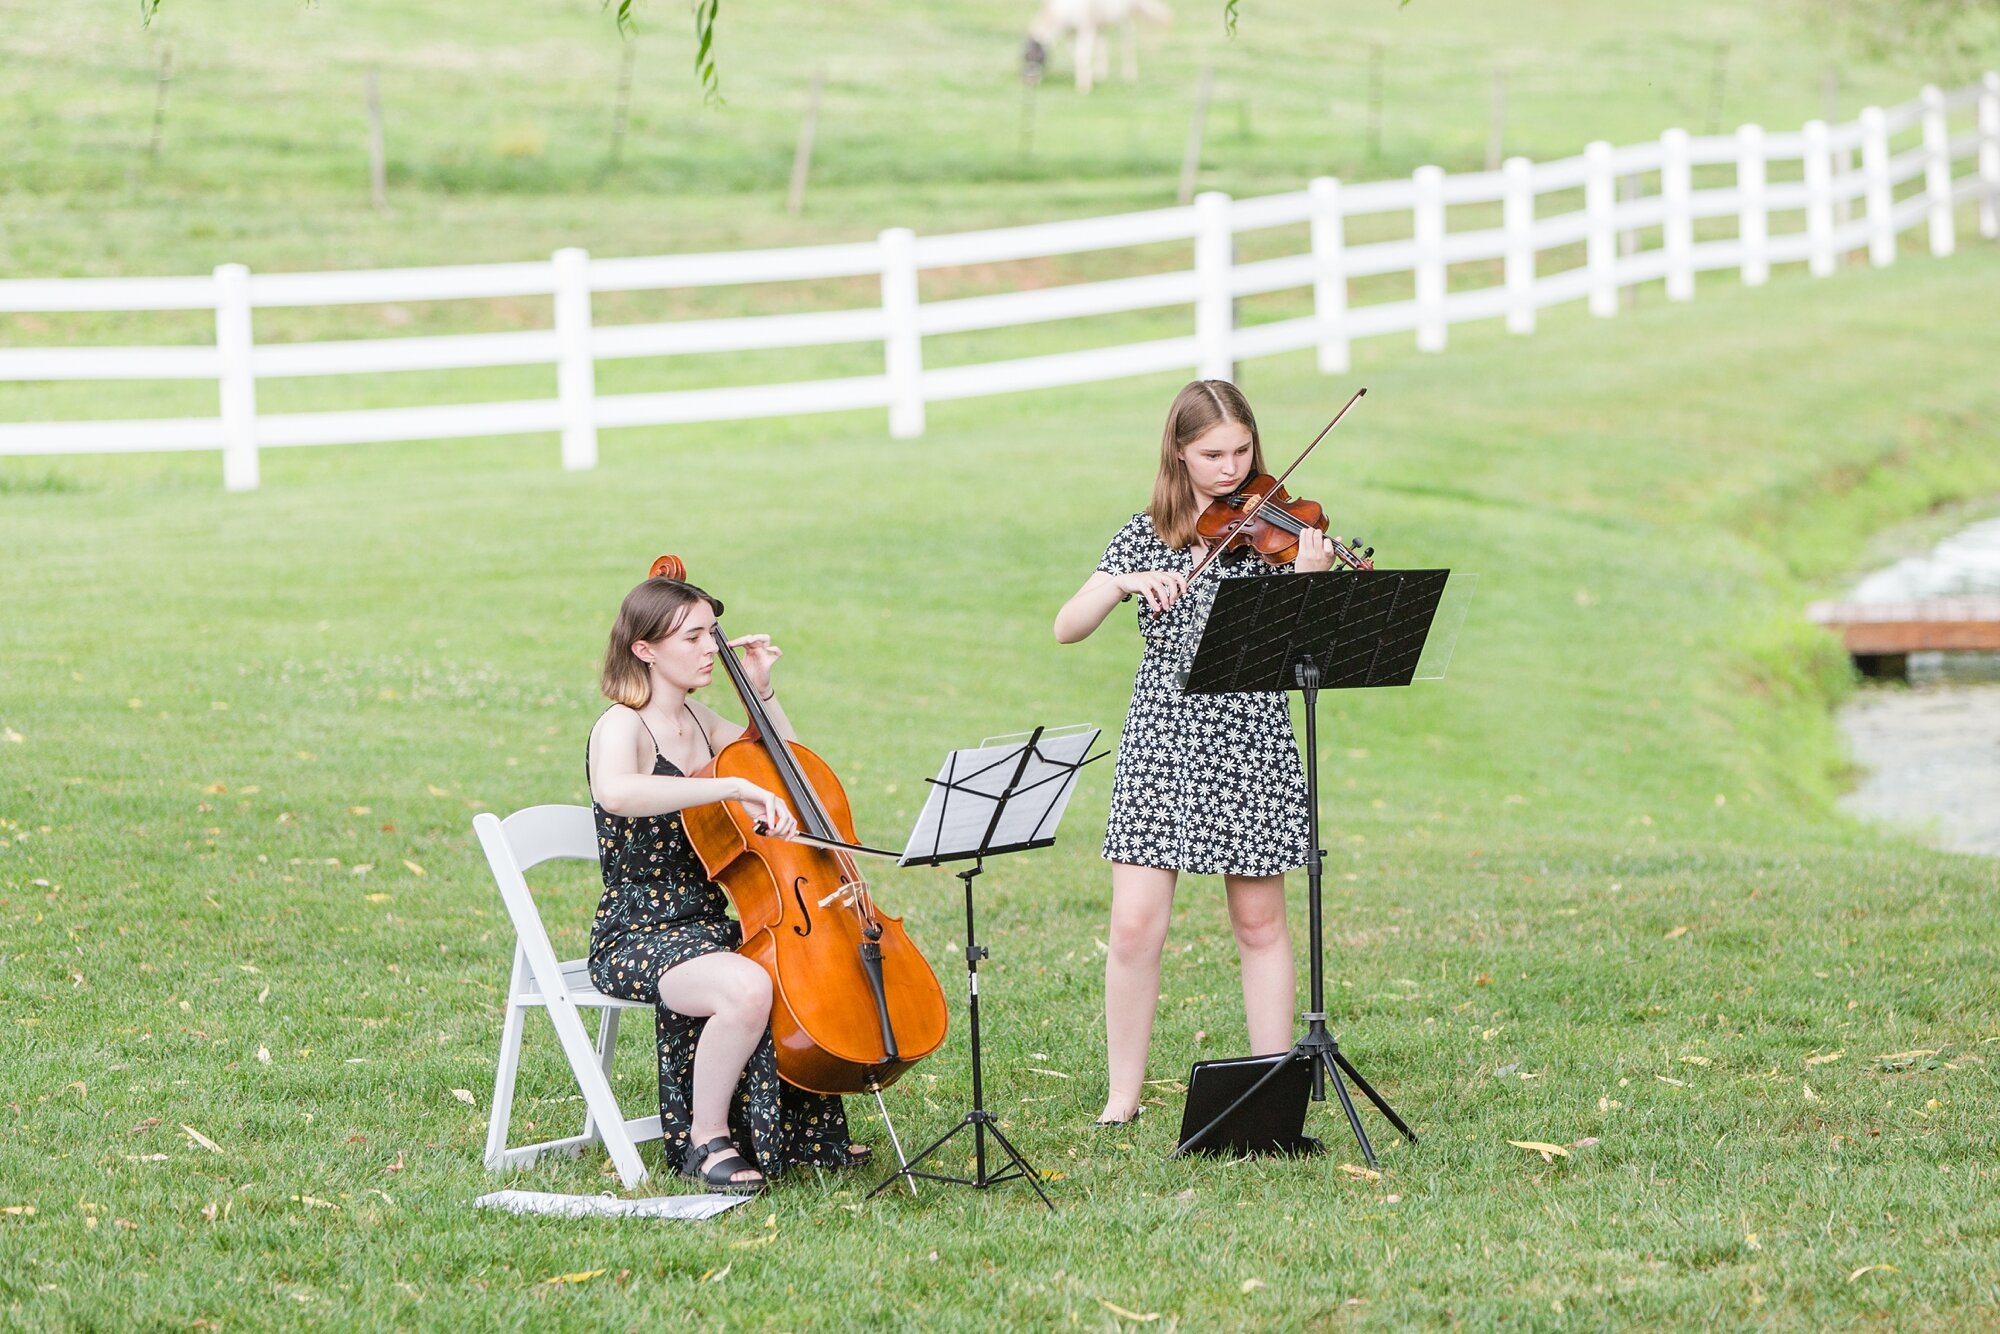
[586,574,872,1192]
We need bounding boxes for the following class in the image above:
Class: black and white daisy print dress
[1097,512,1312,877]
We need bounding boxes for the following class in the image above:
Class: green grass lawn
[4,247,2000,1327]
[6,1,2000,1327]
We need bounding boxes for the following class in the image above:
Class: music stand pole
[959,861,992,1187]
[1292,659,1404,1162]
[902,853,1054,1207]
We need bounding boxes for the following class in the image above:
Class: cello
[649,554,949,1096]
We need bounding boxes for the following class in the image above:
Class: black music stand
[867,725,1105,1209]
[1170,569,1450,1167]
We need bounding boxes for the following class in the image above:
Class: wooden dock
[1807,596,2000,675]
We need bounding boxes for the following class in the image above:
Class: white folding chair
[474,804,658,1189]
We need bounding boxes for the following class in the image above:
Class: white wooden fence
[2,75,1995,491]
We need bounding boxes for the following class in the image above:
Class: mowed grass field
[5,0,2000,1329]
[4,254,2000,1328]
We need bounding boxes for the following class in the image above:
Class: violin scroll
[1329,536,1375,572]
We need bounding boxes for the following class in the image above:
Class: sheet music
[900,725,1100,866]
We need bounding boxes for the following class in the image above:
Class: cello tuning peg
[1362,546,1375,559]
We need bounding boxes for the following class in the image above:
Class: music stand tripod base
[864,858,1053,1208]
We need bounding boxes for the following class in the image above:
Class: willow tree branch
[606,0,720,104]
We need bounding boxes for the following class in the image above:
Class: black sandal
[833,1144,874,1169]
[1092,1105,1145,1129]
[680,1135,766,1195]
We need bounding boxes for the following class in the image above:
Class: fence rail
[3,75,1997,490]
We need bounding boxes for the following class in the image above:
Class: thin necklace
[648,693,687,737]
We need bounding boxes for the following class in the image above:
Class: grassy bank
[3,244,1999,1327]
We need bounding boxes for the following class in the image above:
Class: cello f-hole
[791,876,815,937]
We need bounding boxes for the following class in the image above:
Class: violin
[1187,388,1376,581]
[650,554,948,1096]
[1195,478,1375,571]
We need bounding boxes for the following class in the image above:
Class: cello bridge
[817,878,867,909]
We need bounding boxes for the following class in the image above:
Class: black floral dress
[586,721,856,1177]
[1096,512,1312,876]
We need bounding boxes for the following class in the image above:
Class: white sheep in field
[1022,0,1173,94]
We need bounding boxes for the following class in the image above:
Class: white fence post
[1661,128,1694,300]
[1832,119,1855,265]
[213,263,259,493]
[1860,107,1895,266]
[1503,156,1536,334]
[1585,140,1618,316]
[1194,191,1235,381]
[878,227,924,438]
[1804,120,1836,277]
[1736,124,1768,286]
[1922,84,1956,257]
[1308,177,1349,373]
[552,248,597,472]
[1980,71,1999,239]
[1413,165,1446,351]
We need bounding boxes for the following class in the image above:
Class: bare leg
[1225,873,1296,1055]
[655,953,772,1186]
[1101,861,1176,1121]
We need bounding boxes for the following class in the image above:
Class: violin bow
[1183,386,1367,586]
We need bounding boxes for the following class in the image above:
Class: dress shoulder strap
[684,702,716,759]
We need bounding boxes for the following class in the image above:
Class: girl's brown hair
[1147,379,1265,549]
[600,576,725,709]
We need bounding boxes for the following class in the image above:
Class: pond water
[1836,512,2000,856]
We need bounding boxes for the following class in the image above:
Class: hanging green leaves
[602,1,723,106]
[690,0,722,105]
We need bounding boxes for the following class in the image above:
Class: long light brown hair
[1147,379,1265,549]
[600,576,724,709]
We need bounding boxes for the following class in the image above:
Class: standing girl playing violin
[587,575,871,1192]
[1054,379,1338,1127]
